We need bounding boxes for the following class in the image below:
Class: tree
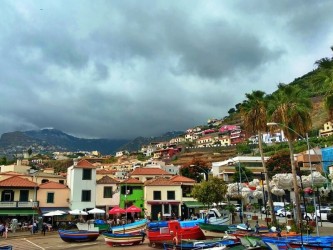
[228,108,236,115]
[191,177,227,208]
[315,46,333,119]
[239,90,277,225]
[268,83,312,225]
[266,151,292,178]
[180,158,211,182]
[233,165,254,183]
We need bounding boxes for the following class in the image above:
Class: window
[19,190,29,202]
[82,169,92,180]
[167,191,175,200]
[59,180,64,184]
[153,191,161,200]
[104,187,113,198]
[164,204,170,214]
[2,190,13,202]
[81,190,91,202]
[47,192,54,203]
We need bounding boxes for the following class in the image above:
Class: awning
[0,209,37,215]
[183,201,205,208]
[40,207,70,214]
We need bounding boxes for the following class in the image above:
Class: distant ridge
[0,129,185,156]
[0,129,129,155]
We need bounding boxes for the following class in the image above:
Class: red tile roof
[75,159,97,169]
[0,176,36,188]
[145,177,181,186]
[170,175,196,183]
[39,181,68,189]
[131,167,171,176]
[97,176,119,184]
[122,177,143,184]
[97,169,116,174]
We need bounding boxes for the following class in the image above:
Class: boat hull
[102,231,146,246]
[198,222,230,238]
[58,230,100,243]
[148,220,206,248]
[111,219,147,234]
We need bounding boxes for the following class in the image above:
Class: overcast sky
[1,1,333,140]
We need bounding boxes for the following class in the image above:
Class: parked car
[327,211,333,223]
[275,208,292,217]
[234,204,241,212]
[262,205,283,215]
[304,208,332,221]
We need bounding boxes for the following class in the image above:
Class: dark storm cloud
[0,1,332,140]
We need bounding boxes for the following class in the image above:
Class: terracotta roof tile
[122,177,143,184]
[170,175,196,183]
[0,176,36,188]
[97,176,120,184]
[75,159,97,169]
[97,169,116,174]
[39,181,68,189]
[131,167,171,176]
[145,177,181,186]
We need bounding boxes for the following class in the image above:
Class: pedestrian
[3,223,8,239]
[255,221,260,234]
[158,212,161,221]
[42,222,47,236]
[245,220,250,231]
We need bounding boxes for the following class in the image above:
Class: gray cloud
[0,0,332,140]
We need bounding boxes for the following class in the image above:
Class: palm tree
[240,90,277,225]
[314,46,333,119]
[268,83,312,225]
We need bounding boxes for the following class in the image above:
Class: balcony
[0,201,39,208]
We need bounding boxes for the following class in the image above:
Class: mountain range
[0,129,184,156]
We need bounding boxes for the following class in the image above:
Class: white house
[67,159,97,210]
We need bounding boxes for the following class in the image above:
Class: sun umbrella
[125,205,141,213]
[69,209,88,215]
[43,210,65,216]
[43,210,67,227]
[108,206,126,215]
[88,208,106,214]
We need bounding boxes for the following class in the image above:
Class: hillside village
[0,118,333,228]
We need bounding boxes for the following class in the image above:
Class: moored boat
[58,229,100,243]
[198,222,231,238]
[110,219,147,234]
[0,246,13,250]
[148,220,206,248]
[76,219,110,232]
[163,238,241,250]
[102,231,146,246]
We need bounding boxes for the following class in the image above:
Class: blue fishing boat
[0,246,12,250]
[111,219,147,234]
[58,229,100,243]
[163,238,240,250]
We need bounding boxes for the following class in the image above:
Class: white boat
[204,208,231,225]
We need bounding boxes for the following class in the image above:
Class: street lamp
[267,122,319,236]
[29,169,39,233]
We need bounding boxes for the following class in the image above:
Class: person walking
[3,222,8,239]
[42,222,47,236]
[255,221,260,234]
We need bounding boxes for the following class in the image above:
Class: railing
[0,201,39,208]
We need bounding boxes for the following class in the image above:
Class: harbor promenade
[1,216,333,250]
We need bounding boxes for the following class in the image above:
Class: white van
[261,202,289,214]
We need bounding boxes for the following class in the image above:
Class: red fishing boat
[147,220,206,248]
